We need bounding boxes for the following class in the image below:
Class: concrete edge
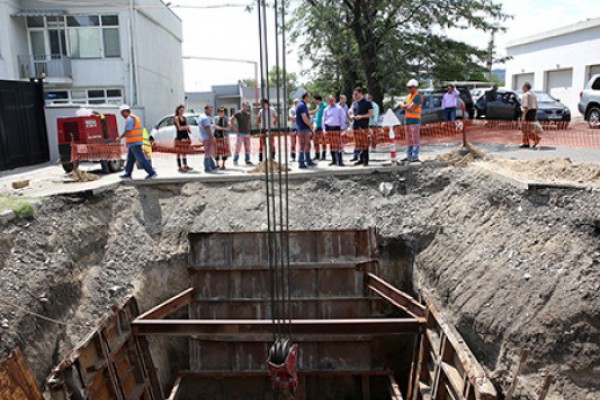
[123,161,450,188]
[48,181,122,198]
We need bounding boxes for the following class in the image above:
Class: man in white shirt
[520,82,540,148]
[323,95,347,166]
[257,98,279,162]
[442,84,461,122]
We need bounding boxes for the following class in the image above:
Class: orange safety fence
[70,121,599,162]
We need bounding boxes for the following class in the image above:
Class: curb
[124,161,450,188]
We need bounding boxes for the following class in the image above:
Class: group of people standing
[117,80,426,178]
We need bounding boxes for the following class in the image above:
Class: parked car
[469,87,492,102]
[475,90,571,126]
[150,113,201,142]
[515,90,571,126]
[434,85,475,119]
[475,90,521,120]
[578,74,600,128]
[393,93,465,125]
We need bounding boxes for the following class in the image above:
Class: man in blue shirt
[199,105,217,173]
[296,92,316,169]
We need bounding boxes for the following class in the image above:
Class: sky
[171,0,598,92]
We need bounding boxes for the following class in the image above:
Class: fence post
[389,127,397,166]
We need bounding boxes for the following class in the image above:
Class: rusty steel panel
[0,348,43,400]
[192,298,385,320]
[188,229,378,270]
[47,296,162,400]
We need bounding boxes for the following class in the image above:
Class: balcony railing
[18,54,72,80]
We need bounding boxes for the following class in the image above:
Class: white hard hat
[119,104,131,112]
[406,79,419,88]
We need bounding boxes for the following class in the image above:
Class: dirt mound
[477,158,600,187]
[248,160,290,174]
[436,143,486,167]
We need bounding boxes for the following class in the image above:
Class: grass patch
[0,195,39,218]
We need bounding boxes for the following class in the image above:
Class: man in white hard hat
[118,105,157,179]
[399,79,423,163]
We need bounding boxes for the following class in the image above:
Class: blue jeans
[203,139,217,172]
[405,124,421,161]
[444,107,457,121]
[125,144,156,176]
[233,133,251,162]
[297,129,312,166]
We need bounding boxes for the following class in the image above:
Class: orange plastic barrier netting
[70,122,599,161]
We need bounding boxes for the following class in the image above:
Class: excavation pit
[44,229,495,400]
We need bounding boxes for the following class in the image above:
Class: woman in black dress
[174,105,192,172]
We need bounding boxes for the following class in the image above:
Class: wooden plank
[365,273,427,319]
[136,288,194,320]
[505,349,529,400]
[0,348,44,400]
[132,318,423,336]
[424,298,497,400]
[362,375,371,400]
[389,375,404,400]
[166,376,183,400]
[47,297,162,400]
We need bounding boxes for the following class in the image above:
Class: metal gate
[0,79,49,171]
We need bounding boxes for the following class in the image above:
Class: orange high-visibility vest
[125,114,144,144]
[405,92,422,120]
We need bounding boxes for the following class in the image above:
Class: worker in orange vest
[118,105,157,180]
[399,79,423,163]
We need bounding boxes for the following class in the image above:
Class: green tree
[290,0,508,105]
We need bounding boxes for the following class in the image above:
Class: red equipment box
[57,114,119,145]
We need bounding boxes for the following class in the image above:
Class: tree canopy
[289,0,508,104]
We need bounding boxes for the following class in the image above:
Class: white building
[0,0,184,161]
[505,17,600,116]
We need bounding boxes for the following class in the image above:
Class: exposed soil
[0,163,598,399]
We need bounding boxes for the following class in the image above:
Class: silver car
[578,74,600,128]
[150,113,201,142]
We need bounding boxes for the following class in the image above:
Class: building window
[27,15,120,59]
[44,88,123,105]
[67,15,120,58]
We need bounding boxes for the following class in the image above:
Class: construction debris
[64,168,100,183]
[248,159,291,174]
[11,180,29,190]
[436,142,486,166]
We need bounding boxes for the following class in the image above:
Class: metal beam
[132,318,423,337]
[136,288,194,321]
[365,273,426,319]
[177,369,394,378]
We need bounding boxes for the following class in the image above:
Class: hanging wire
[280,0,292,338]
[273,0,287,340]
[257,0,278,342]
[257,0,292,342]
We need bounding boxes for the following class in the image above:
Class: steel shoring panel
[132,318,423,337]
